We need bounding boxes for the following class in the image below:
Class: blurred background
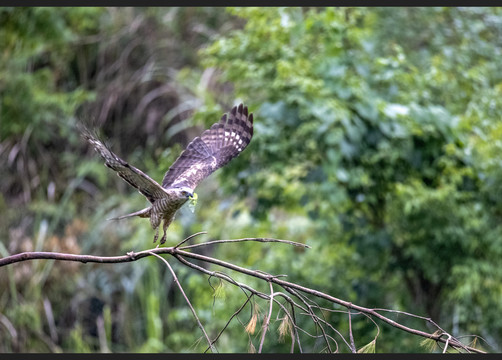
[1,7,502,353]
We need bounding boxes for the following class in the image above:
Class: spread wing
[162,103,254,191]
[82,128,166,203]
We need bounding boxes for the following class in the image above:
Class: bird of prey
[83,104,254,244]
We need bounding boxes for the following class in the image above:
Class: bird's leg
[153,227,159,243]
[160,216,174,245]
[160,220,168,245]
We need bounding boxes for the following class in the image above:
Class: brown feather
[162,104,254,191]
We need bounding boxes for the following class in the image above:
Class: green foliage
[200,6,502,351]
[188,192,198,213]
[0,7,98,138]
[65,325,93,353]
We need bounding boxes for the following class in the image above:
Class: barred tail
[107,207,151,221]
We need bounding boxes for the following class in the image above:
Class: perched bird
[83,104,254,244]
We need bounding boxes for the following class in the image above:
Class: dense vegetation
[1,7,501,352]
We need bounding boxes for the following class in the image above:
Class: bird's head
[174,186,194,200]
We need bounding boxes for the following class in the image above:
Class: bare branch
[0,235,487,354]
[348,310,356,353]
[286,287,333,352]
[258,282,275,353]
[174,231,208,248]
[179,237,310,250]
[204,296,253,353]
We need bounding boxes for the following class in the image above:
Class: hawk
[83,104,254,244]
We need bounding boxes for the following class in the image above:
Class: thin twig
[272,299,296,353]
[348,309,356,353]
[359,312,381,352]
[258,282,274,353]
[456,334,493,351]
[204,296,253,353]
[283,287,357,352]
[173,255,267,301]
[147,251,216,353]
[179,237,310,250]
[174,231,208,248]
[177,253,301,354]
[443,333,452,354]
[286,286,333,353]
[272,292,304,353]
[372,308,448,333]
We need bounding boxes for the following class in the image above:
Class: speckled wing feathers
[162,103,254,191]
[83,104,253,203]
[82,129,166,203]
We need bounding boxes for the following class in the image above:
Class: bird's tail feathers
[107,207,151,221]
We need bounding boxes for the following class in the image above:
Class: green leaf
[188,192,198,213]
[358,339,376,353]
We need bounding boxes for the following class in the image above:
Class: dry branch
[0,235,487,353]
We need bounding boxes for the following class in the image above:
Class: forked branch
[0,234,487,353]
